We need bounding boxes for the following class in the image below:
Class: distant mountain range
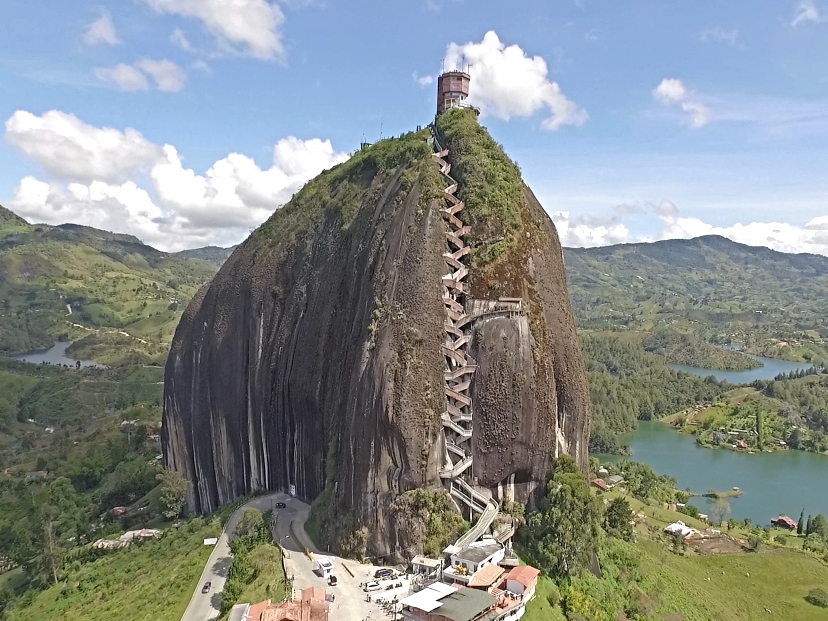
[563,235,828,361]
[3,203,827,364]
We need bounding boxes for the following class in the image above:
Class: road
[273,496,406,620]
[180,493,286,621]
[182,492,404,621]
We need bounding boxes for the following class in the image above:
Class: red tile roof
[772,515,797,529]
[591,478,610,491]
[505,565,541,588]
[301,587,327,603]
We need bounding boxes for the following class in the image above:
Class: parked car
[363,581,382,592]
[274,502,287,509]
[328,575,338,586]
[202,582,212,593]
[374,568,394,579]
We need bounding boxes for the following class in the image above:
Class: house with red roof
[771,515,797,530]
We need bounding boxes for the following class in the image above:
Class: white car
[363,582,382,592]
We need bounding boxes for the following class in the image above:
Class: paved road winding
[180,493,287,621]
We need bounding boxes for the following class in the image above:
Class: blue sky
[1,0,826,252]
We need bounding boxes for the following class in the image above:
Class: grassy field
[523,488,828,621]
[5,519,220,621]
[634,540,828,620]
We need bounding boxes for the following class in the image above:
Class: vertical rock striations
[162,111,590,557]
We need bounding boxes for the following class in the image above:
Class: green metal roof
[433,588,497,621]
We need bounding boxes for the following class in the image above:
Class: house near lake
[607,475,625,489]
[771,515,797,530]
[591,478,610,492]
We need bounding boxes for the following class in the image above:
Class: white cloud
[792,0,824,26]
[444,31,588,131]
[653,78,687,103]
[5,110,163,183]
[95,59,186,92]
[653,78,711,128]
[5,110,348,251]
[700,26,744,50]
[414,73,434,87]
[552,201,828,255]
[170,28,194,51]
[142,0,285,60]
[95,64,150,92]
[84,12,121,46]
[584,29,598,43]
[136,59,186,92]
[553,211,632,247]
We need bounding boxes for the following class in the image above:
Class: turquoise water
[12,341,100,368]
[669,355,815,384]
[602,421,828,525]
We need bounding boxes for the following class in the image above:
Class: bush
[545,582,560,607]
[807,587,828,608]
[773,535,787,545]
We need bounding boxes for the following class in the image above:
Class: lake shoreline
[597,420,828,525]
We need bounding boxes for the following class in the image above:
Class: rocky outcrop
[162,111,591,558]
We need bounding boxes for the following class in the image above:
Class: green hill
[172,245,235,266]
[0,205,222,364]
[563,236,828,363]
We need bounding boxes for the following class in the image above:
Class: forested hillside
[0,206,221,364]
[564,236,828,363]
[582,335,729,453]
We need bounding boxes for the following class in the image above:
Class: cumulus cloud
[792,0,824,26]
[5,110,348,251]
[5,110,163,183]
[653,78,711,128]
[700,26,744,50]
[552,201,828,255]
[96,59,186,92]
[95,64,150,92]
[553,211,633,247]
[84,12,121,46]
[444,31,588,130]
[142,0,285,60]
[135,59,186,92]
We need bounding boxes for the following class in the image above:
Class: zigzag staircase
[430,125,500,541]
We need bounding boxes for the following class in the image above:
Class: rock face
[162,111,590,557]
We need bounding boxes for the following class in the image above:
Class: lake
[603,421,828,525]
[670,355,816,384]
[12,341,100,368]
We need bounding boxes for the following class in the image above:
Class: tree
[522,456,602,577]
[235,509,265,538]
[711,498,731,526]
[806,515,813,536]
[798,509,805,535]
[755,409,765,448]
[807,587,828,608]
[156,470,191,519]
[38,477,85,584]
[807,514,828,539]
[605,497,634,541]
